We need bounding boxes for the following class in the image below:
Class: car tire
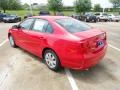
[44,49,61,71]
[94,19,97,23]
[105,20,107,22]
[9,35,17,47]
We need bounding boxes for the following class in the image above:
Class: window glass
[56,18,91,33]
[20,19,34,30]
[32,19,48,32]
[95,13,100,15]
[46,24,53,33]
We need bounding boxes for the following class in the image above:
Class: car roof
[30,16,70,21]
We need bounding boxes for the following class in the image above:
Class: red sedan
[8,16,107,71]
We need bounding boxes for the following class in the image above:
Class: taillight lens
[99,33,106,40]
[80,41,90,53]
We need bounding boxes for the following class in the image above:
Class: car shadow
[14,48,118,83]
[16,48,65,74]
[70,58,118,84]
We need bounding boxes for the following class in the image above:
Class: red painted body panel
[8,16,107,70]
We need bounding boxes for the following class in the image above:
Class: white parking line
[65,69,78,90]
[108,44,120,52]
[0,68,9,86]
[0,39,8,47]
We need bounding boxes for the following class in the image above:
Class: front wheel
[44,50,61,71]
[9,35,17,47]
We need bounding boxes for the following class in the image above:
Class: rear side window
[56,18,91,33]
[32,19,48,32]
[45,24,53,33]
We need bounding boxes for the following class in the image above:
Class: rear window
[56,18,91,33]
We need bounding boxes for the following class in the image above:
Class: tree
[110,0,120,8]
[23,3,30,10]
[48,0,63,15]
[0,0,22,13]
[74,0,91,14]
[0,0,9,13]
[8,0,22,10]
[94,4,102,12]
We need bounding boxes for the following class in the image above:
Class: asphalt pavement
[0,22,120,90]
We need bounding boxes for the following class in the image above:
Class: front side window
[32,19,48,32]
[20,19,34,30]
[56,18,91,33]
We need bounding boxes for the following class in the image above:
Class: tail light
[99,33,106,40]
[80,33,106,53]
[80,40,90,54]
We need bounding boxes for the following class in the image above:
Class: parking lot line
[65,69,78,90]
[108,44,120,52]
[0,39,8,47]
[0,68,9,86]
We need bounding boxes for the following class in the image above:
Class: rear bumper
[100,18,108,20]
[82,46,107,70]
[112,18,120,21]
[61,45,107,70]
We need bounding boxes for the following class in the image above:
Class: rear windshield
[56,18,91,33]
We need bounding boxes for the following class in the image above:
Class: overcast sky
[21,0,113,8]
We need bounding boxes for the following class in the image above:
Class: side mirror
[12,25,21,29]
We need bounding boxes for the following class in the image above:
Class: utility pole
[102,0,106,13]
[103,8,105,13]
[29,0,33,15]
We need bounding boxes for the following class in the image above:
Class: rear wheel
[9,35,17,47]
[44,50,61,71]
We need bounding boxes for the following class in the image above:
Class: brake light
[80,41,90,53]
[99,33,106,40]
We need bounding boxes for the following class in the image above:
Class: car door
[25,19,50,56]
[15,18,35,50]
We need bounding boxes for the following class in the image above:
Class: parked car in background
[81,12,97,22]
[39,11,50,16]
[24,13,33,19]
[71,14,81,20]
[8,16,107,71]
[0,13,7,22]
[108,14,120,22]
[3,14,21,23]
[95,13,109,22]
